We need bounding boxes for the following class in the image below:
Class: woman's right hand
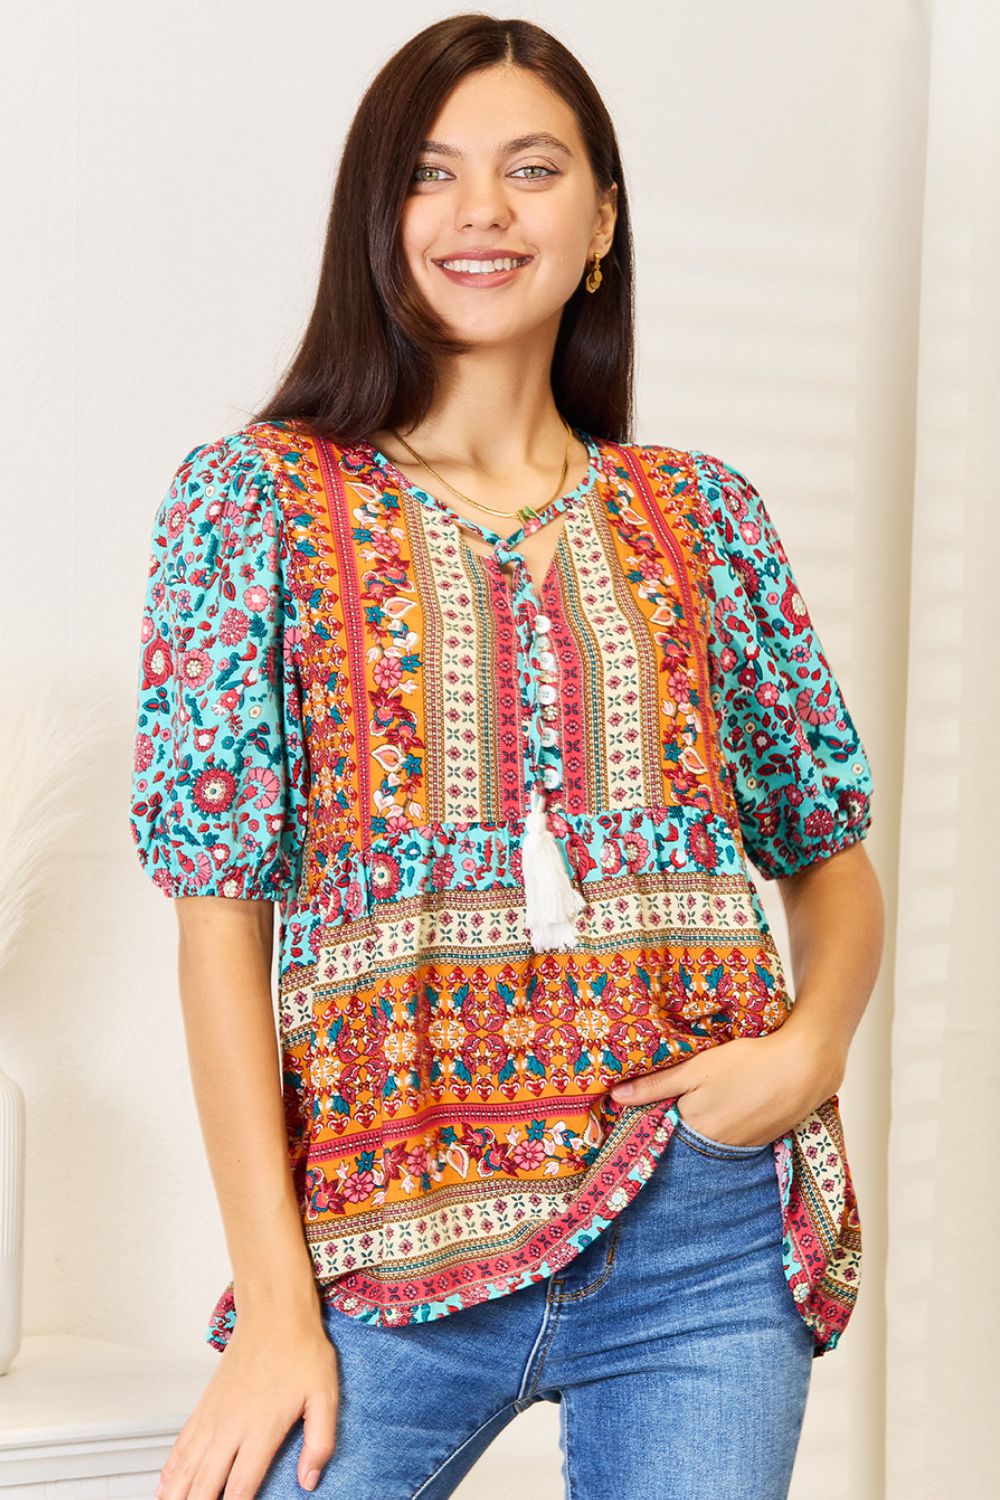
[154,1304,340,1500]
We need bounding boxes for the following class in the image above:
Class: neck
[389,340,570,478]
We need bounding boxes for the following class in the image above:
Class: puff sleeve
[693,450,873,880]
[128,432,309,901]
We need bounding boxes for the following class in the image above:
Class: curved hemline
[205,1100,848,1360]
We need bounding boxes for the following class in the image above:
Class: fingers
[221,1436,296,1499]
[611,1070,682,1104]
[158,1423,239,1500]
[156,1411,204,1497]
[193,1436,247,1500]
[154,1325,340,1499]
[160,1420,311,1500]
[297,1384,340,1492]
[155,1429,215,1500]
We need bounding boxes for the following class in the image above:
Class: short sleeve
[128,432,309,900]
[692,450,873,880]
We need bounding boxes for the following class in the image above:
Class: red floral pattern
[128,423,873,1359]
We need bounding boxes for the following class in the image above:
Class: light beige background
[3,0,996,1494]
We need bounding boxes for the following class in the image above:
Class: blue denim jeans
[257,1111,815,1498]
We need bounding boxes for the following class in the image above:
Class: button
[533,613,552,634]
[537,650,557,672]
[540,725,558,747]
[543,764,562,789]
[538,683,558,705]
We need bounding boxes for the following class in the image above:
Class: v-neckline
[463,521,569,609]
[355,425,602,618]
[358,425,602,550]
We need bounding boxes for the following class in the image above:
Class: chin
[436,316,533,347]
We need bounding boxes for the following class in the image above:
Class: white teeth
[440,257,527,274]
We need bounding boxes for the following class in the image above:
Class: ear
[595,181,618,254]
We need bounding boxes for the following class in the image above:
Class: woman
[130,14,884,1499]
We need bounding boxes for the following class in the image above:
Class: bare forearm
[175,897,318,1315]
[774,841,885,1091]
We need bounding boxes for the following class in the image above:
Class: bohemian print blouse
[128,419,874,1359]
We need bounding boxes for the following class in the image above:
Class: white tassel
[521,784,585,951]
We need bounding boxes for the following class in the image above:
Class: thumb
[298,1387,339,1492]
[611,1062,688,1105]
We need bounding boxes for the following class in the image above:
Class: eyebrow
[417,132,574,159]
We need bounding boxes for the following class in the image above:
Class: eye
[410,162,559,184]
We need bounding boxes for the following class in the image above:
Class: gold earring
[585,252,603,294]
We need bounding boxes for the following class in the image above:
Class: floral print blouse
[128,419,873,1359]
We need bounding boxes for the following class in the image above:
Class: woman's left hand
[608,1026,843,1147]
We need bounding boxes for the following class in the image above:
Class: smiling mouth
[435,255,534,275]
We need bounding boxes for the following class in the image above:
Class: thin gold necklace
[387,416,574,524]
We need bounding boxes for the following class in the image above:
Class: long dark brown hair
[250,14,635,444]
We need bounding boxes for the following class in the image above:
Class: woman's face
[400,64,617,348]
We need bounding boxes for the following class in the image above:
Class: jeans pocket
[672,1109,772,1159]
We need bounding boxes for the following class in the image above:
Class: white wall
[3,3,931,1496]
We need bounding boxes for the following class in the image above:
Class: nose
[455,171,512,231]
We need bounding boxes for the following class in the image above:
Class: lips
[434,261,536,286]
[432,251,533,265]
[438,256,532,272]
[432,253,535,286]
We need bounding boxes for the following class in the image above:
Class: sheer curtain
[885,0,1000,1493]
